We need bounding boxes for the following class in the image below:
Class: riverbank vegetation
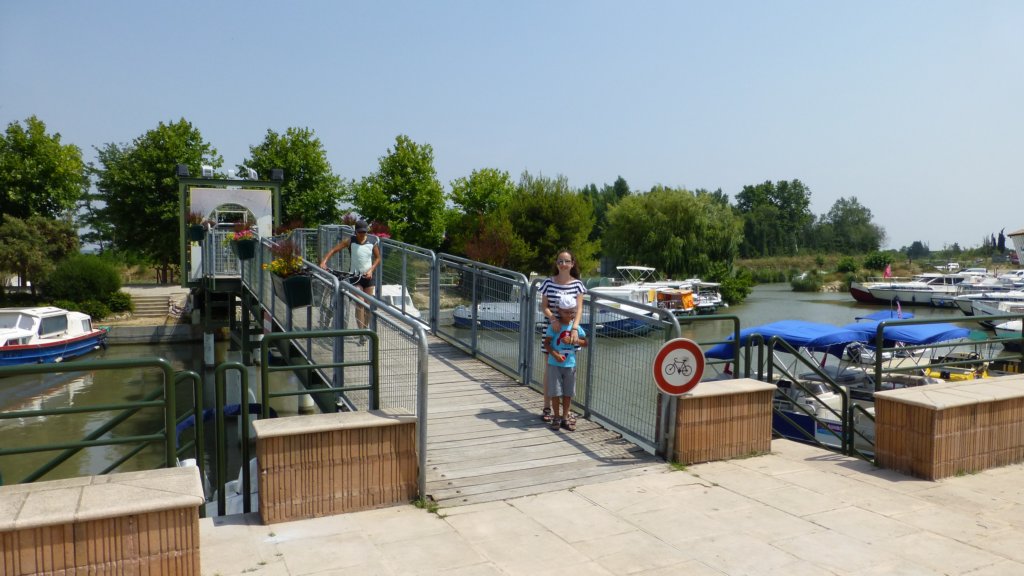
[1,114,1017,308]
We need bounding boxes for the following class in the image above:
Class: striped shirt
[538,277,587,323]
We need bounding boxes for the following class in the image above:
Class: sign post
[653,338,705,396]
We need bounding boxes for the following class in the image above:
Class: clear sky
[2,1,1022,251]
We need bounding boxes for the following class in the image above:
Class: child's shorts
[545,364,577,397]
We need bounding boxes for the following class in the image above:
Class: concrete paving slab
[195,439,1024,575]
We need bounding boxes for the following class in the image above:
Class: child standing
[544,294,588,431]
[538,249,586,422]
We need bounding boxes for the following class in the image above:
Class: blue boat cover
[855,310,915,321]
[705,320,866,360]
[840,320,969,346]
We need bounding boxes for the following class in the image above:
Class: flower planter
[187,224,206,242]
[232,238,257,260]
[272,274,313,308]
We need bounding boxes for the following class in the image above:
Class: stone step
[130,295,171,317]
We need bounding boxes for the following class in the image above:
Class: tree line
[2,114,897,291]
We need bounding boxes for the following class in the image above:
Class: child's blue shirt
[545,325,586,368]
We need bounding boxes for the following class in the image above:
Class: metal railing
[0,359,203,487]
[434,254,531,379]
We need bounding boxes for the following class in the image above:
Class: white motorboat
[0,306,108,366]
[970,294,1024,327]
[993,319,1022,351]
[379,284,423,322]
[608,266,726,317]
[452,292,656,336]
[867,272,1000,306]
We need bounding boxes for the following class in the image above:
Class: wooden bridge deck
[425,338,664,508]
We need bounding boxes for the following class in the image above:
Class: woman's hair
[552,249,581,279]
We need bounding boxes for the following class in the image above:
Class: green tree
[447,168,518,256]
[504,172,598,275]
[817,196,885,254]
[352,135,446,249]
[603,186,743,278]
[905,241,930,261]
[0,214,78,297]
[583,176,631,242]
[90,119,222,283]
[0,116,89,220]
[734,180,813,257]
[462,210,536,269]
[242,127,345,227]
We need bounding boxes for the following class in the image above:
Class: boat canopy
[705,320,865,360]
[854,310,915,321]
[840,320,969,346]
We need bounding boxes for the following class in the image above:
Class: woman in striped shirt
[537,249,586,422]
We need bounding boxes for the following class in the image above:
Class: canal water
[0,284,982,486]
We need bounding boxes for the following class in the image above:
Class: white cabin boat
[0,306,107,366]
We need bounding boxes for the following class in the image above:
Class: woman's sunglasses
[556,259,572,265]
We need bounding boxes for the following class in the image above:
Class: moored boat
[0,306,108,366]
[452,296,656,336]
[993,320,1023,351]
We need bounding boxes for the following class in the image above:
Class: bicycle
[317,270,362,330]
[664,356,693,377]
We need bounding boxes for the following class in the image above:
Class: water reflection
[0,341,203,485]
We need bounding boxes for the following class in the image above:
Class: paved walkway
[200,439,1024,575]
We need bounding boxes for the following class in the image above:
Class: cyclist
[320,220,381,344]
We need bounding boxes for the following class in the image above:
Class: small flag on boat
[883,264,892,278]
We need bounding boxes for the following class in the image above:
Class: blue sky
[2,1,1022,251]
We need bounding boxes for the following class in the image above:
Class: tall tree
[90,119,222,283]
[817,196,885,254]
[0,214,78,297]
[352,135,446,249]
[0,116,88,220]
[505,172,598,275]
[603,186,742,277]
[734,180,813,257]
[447,168,517,256]
[242,127,345,227]
[583,176,631,242]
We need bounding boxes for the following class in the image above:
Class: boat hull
[0,330,108,366]
[451,305,654,337]
[849,281,882,304]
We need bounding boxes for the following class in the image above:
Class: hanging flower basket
[232,238,257,260]
[187,224,206,242]
[272,273,313,308]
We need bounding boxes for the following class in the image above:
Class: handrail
[0,358,201,486]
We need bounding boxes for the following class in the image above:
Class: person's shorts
[349,274,373,289]
[545,364,577,397]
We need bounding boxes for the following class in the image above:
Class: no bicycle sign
[652,338,705,396]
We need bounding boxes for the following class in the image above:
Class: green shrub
[863,252,890,271]
[720,270,754,305]
[50,299,78,311]
[106,290,134,313]
[741,266,788,283]
[41,255,121,303]
[791,272,823,292]
[74,300,112,321]
[836,257,859,273]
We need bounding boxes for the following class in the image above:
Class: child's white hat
[558,294,577,310]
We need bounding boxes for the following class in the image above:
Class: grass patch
[413,497,445,517]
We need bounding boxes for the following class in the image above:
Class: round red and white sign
[653,338,705,396]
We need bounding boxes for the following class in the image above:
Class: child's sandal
[541,407,553,422]
[563,414,577,432]
[550,417,561,430]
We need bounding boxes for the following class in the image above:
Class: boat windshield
[0,311,34,331]
[39,314,69,337]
